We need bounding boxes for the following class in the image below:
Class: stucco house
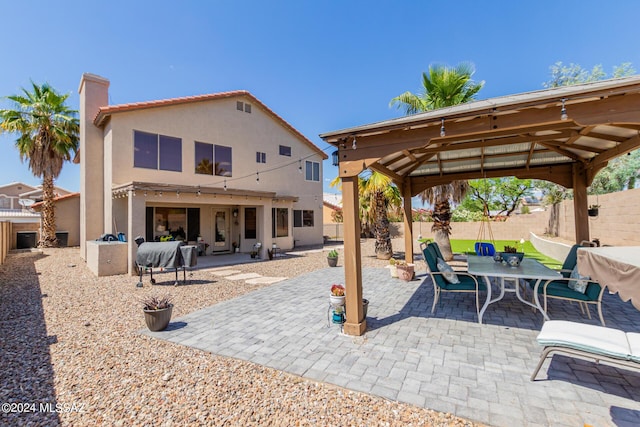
[78,73,326,274]
[0,182,75,248]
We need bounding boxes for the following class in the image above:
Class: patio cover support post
[402,182,413,264]
[341,176,366,336]
[572,163,590,244]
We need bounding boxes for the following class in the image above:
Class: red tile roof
[93,91,327,159]
[31,192,80,210]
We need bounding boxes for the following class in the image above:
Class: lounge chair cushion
[436,257,460,284]
[568,266,589,294]
[537,320,630,360]
[628,333,640,363]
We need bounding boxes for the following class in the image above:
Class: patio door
[212,208,231,252]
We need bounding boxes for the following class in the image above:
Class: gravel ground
[0,239,484,426]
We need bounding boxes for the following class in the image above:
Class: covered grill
[135,240,197,287]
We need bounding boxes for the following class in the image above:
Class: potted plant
[503,245,524,261]
[327,249,339,267]
[329,284,345,306]
[388,258,398,278]
[250,250,258,259]
[395,260,415,281]
[142,294,173,331]
[588,204,600,217]
[232,241,239,253]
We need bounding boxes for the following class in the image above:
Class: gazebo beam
[572,163,590,244]
[341,176,366,336]
[402,180,414,265]
[410,164,575,195]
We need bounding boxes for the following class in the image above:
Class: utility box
[86,240,127,276]
[56,231,69,247]
[17,232,37,249]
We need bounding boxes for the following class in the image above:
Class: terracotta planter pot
[143,305,173,331]
[327,257,338,267]
[396,264,415,281]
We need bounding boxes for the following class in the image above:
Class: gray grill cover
[136,242,197,268]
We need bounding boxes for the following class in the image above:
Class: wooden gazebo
[320,76,640,336]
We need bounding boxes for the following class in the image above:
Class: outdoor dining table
[467,256,563,324]
[577,246,640,311]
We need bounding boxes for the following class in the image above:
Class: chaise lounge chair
[531,320,640,380]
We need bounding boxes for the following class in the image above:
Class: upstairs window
[215,145,232,176]
[195,142,233,176]
[195,142,213,175]
[279,145,291,157]
[134,130,182,171]
[256,152,266,163]
[305,161,320,182]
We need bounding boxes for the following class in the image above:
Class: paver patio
[143,266,640,426]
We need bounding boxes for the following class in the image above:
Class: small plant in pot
[588,204,600,217]
[395,260,415,281]
[327,249,339,267]
[388,258,398,278]
[142,294,173,332]
[329,283,345,307]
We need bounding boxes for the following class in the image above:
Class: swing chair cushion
[436,257,460,284]
[474,242,496,256]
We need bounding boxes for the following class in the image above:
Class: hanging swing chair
[475,203,496,256]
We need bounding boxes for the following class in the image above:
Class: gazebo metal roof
[321,76,640,190]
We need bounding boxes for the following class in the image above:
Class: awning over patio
[321,76,640,335]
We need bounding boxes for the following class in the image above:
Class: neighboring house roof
[0,209,41,223]
[93,90,327,160]
[0,182,38,191]
[31,192,80,211]
[323,193,342,210]
[19,185,73,198]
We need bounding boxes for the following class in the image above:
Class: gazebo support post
[572,163,590,244]
[402,182,413,264]
[341,176,366,336]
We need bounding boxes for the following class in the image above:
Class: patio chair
[528,244,606,325]
[422,244,486,317]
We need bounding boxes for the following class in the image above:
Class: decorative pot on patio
[588,206,599,217]
[396,263,415,281]
[388,259,398,278]
[143,305,173,331]
[327,249,339,267]
[142,295,173,331]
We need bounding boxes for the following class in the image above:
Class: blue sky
[2,0,640,201]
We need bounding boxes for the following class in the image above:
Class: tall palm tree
[390,63,484,260]
[0,82,79,247]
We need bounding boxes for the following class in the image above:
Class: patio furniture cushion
[628,333,640,363]
[531,320,640,380]
[436,257,460,284]
[531,320,640,381]
[533,279,602,302]
[423,246,484,291]
[536,320,629,360]
[568,266,589,294]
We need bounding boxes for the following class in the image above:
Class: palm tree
[361,171,401,259]
[329,172,401,258]
[0,82,79,247]
[390,63,484,260]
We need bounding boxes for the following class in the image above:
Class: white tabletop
[467,256,562,280]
